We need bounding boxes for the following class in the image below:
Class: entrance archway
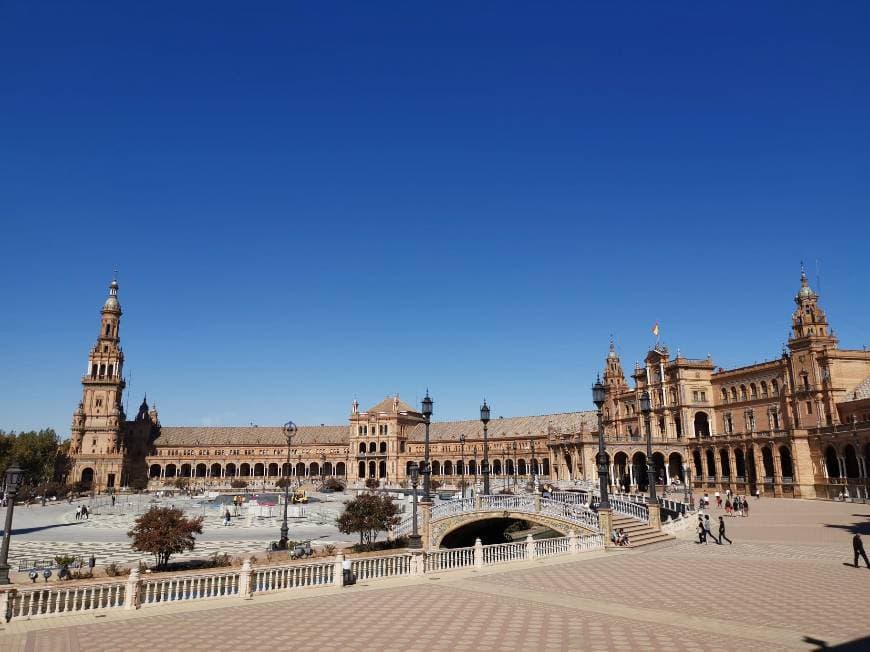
[632,452,647,491]
[80,467,95,487]
[824,446,839,478]
[668,452,684,482]
[844,445,860,478]
[779,446,793,479]
[613,452,629,491]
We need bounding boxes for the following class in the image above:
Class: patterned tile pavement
[2,497,868,651]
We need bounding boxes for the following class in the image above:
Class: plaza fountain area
[2,488,389,577]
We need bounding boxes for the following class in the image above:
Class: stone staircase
[612,515,674,548]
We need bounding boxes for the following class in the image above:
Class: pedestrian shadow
[805,634,870,650]
[822,520,870,535]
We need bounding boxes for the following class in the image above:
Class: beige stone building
[69,271,870,500]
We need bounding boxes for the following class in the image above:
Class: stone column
[334,553,345,587]
[597,508,613,547]
[124,569,141,610]
[647,502,661,530]
[474,538,484,568]
[420,501,433,552]
[790,432,816,498]
[772,446,784,497]
[568,529,578,554]
[238,558,254,600]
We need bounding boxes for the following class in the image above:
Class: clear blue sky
[2,2,869,437]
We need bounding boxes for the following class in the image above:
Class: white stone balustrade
[0,534,605,623]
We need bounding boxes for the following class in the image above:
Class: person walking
[82,505,89,520]
[718,516,732,544]
[854,533,870,569]
[704,514,720,544]
[725,497,732,516]
[743,498,750,518]
[715,491,721,508]
[75,505,81,520]
[111,495,116,508]
[697,517,707,544]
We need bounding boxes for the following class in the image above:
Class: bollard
[474,538,484,569]
[525,534,535,560]
[239,558,254,600]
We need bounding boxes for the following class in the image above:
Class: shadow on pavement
[9,522,81,536]
[822,519,870,535]
[806,634,870,650]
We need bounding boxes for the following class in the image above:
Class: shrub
[105,562,122,577]
[350,537,408,553]
[323,544,336,556]
[275,477,293,489]
[54,554,78,567]
[364,478,380,490]
[230,479,248,489]
[209,552,232,568]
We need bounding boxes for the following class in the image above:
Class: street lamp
[480,400,491,495]
[408,462,422,549]
[640,390,656,503]
[0,463,24,584]
[320,452,326,486]
[592,376,610,509]
[529,438,538,493]
[421,391,433,501]
[459,434,466,499]
[279,421,297,548]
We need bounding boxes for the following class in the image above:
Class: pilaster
[597,508,613,547]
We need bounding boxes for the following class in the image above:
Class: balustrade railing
[483,541,527,565]
[431,498,474,519]
[141,570,240,605]
[253,562,334,593]
[425,547,475,572]
[2,533,606,623]
[8,582,126,619]
[609,497,650,523]
[351,553,412,581]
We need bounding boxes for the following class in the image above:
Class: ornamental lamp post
[459,434,466,499]
[640,390,656,503]
[592,377,610,509]
[480,400,491,495]
[279,421,297,548]
[408,462,422,549]
[421,391,433,501]
[0,463,25,584]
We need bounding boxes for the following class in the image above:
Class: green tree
[336,493,400,547]
[128,506,204,569]
[0,429,64,485]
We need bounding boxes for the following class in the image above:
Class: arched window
[750,383,757,399]
[731,387,738,401]
[760,381,768,397]
[778,446,793,479]
[740,385,747,400]
[359,461,366,478]
[379,441,387,453]
[107,364,113,377]
[358,442,365,454]
[772,379,779,395]
[105,323,111,336]
[368,441,377,453]
[721,388,728,403]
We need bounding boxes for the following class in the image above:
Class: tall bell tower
[70,277,127,490]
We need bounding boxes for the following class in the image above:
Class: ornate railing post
[568,529,578,555]
[411,551,425,576]
[124,568,141,610]
[647,501,662,530]
[0,588,15,622]
[474,494,482,511]
[239,558,254,600]
[525,534,535,561]
[420,502,433,551]
[533,493,542,513]
[334,553,345,587]
[474,538,484,568]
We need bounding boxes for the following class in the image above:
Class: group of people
[610,528,631,546]
[697,514,732,545]
[74,504,90,520]
[701,490,752,517]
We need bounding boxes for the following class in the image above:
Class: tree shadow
[8,522,81,536]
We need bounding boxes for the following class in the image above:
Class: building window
[806,401,813,414]
[700,391,706,402]
[772,379,779,395]
[693,391,699,402]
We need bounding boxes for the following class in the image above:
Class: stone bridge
[396,495,604,549]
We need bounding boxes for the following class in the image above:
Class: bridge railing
[609,497,649,523]
[0,534,605,623]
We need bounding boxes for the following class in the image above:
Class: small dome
[607,339,618,359]
[102,278,121,312]
[797,268,816,299]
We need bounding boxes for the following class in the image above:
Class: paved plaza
[1,497,868,651]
